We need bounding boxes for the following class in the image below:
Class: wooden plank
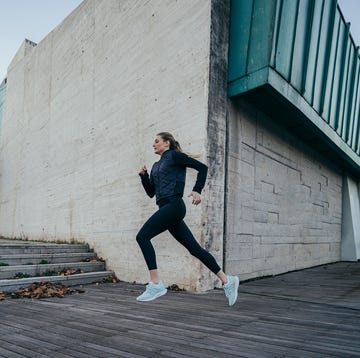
[0,346,26,358]
[0,262,359,357]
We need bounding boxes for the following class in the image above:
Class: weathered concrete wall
[226,99,343,280]
[199,0,230,291]
[0,79,6,136]
[0,0,217,290]
[341,176,360,261]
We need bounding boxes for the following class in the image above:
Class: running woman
[136,132,239,305]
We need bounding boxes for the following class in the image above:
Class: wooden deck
[0,261,359,357]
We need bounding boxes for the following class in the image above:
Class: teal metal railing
[228,0,360,162]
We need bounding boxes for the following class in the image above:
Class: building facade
[0,79,6,137]
[226,0,360,277]
[0,0,359,291]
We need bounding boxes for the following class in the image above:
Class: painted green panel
[349,60,360,149]
[318,0,337,116]
[290,0,312,92]
[329,15,344,129]
[247,0,277,73]
[322,12,340,123]
[274,0,299,80]
[303,0,324,105]
[312,0,333,114]
[228,67,269,97]
[228,0,254,82]
[341,44,356,142]
[336,26,351,136]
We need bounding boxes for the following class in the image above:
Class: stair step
[0,261,106,279]
[0,271,114,292]
[0,239,115,292]
[0,252,97,265]
[0,243,90,255]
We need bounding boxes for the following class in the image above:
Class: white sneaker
[136,281,167,302]
[223,275,240,306]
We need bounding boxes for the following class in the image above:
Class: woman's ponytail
[157,132,200,158]
[157,132,182,152]
[174,140,182,152]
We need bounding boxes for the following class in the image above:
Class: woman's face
[153,135,170,156]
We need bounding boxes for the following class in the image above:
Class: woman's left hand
[188,191,201,205]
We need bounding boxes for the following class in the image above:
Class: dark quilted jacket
[139,150,208,204]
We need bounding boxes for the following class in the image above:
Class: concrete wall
[225,99,343,280]
[198,0,230,291]
[2,0,345,289]
[341,176,360,261]
[0,0,219,290]
[0,79,6,136]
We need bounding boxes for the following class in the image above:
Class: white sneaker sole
[229,276,240,306]
[136,288,167,302]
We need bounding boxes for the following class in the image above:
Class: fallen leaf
[95,274,119,284]
[167,284,186,291]
[4,281,85,300]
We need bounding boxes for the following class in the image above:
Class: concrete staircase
[0,239,114,292]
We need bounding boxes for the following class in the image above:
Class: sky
[0,0,360,81]
[338,0,360,45]
[0,0,83,81]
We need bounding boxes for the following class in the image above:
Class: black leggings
[136,196,221,274]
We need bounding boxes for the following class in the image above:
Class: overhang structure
[228,0,360,178]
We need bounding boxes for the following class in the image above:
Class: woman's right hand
[139,165,147,175]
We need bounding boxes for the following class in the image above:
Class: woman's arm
[172,151,208,194]
[138,166,155,198]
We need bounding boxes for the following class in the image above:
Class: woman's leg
[136,199,185,282]
[169,221,239,305]
[168,220,222,275]
[136,199,186,302]
[136,209,172,277]
[216,270,228,284]
[149,269,160,284]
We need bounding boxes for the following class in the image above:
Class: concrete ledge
[0,243,90,254]
[0,252,96,265]
[0,261,106,279]
[0,271,114,292]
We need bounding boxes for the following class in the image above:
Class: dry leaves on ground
[58,268,83,276]
[0,282,85,301]
[95,274,119,285]
[81,257,105,262]
[167,284,186,291]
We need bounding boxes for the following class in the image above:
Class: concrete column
[341,176,360,261]
[198,0,230,291]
